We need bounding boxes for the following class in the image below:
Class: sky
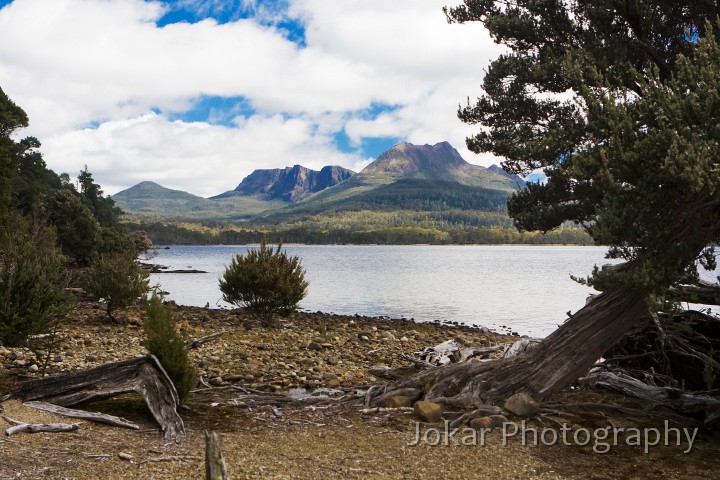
[0,0,505,197]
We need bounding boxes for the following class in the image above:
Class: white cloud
[0,0,505,196]
[42,112,364,197]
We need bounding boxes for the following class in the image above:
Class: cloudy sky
[0,0,504,197]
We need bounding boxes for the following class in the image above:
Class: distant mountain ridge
[112,181,207,213]
[112,141,527,228]
[224,164,355,202]
[359,141,525,190]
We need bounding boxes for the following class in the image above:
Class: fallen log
[185,332,224,350]
[0,355,185,442]
[593,371,720,430]
[23,401,140,430]
[417,339,506,366]
[3,416,81,436]
[668,282,720,306]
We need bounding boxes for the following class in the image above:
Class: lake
[146,245,632,338]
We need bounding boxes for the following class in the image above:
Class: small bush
[144,292,197,405]
[83,251,149,323]
[0,214,72,345]
[219,240,308,327]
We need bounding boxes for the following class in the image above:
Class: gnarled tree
[369,1,720,408]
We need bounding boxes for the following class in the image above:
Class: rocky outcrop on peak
[233,165,355,202]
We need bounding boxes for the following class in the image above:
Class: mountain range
[112,141,526,228]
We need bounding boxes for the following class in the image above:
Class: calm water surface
[147,245,627,337]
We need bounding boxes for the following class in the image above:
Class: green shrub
[219,240,308,327]
[0,214,72,346]
[83,251,149,323]
[144,292,197,405]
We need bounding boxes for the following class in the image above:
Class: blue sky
[0,0,504,196]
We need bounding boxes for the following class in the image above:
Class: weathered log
[3,416,81,436]
[594,371,720,430]
[185,332,224,349]
[0,355,185,442]
[504,339,540,358]
[23,401,139,430]
[416,340,505,367]
[205,430,230,480]
[669,282,720,306]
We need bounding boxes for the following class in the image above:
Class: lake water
[146,245,630,337]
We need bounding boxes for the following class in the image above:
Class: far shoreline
[150,242,601,248]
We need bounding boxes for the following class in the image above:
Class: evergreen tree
[444,1,720,287]
[78,165,122,227]
[370,2,720,408]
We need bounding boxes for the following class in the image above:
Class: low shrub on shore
[219,240,308,327]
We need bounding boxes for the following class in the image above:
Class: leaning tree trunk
[370,289,649,407]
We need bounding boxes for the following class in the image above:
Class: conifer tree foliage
[219,241,308,327]
[78,166,122,228]
[367,3,720,408]
[445,1,720,292]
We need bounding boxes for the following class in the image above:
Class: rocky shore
[0,299,510,394]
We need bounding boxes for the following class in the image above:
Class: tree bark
[369,290,649,407]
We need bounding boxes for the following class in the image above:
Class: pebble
[307,341,323,351]
[380,331,395,341]
[28,364,39,373]
[118,452,133,461]
[470,416,494,430]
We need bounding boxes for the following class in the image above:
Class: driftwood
[418,339,506,366]
[185,332,224,349]
[0,355,185,442]
[594,371,720,430]
[668,282,720,306]
[3,416,81,436]
[205,430,230,480]
[504,339,541,358]
[368,341,505,381]
[23,401,139,430]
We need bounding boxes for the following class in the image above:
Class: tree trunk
[370,289,649,407]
